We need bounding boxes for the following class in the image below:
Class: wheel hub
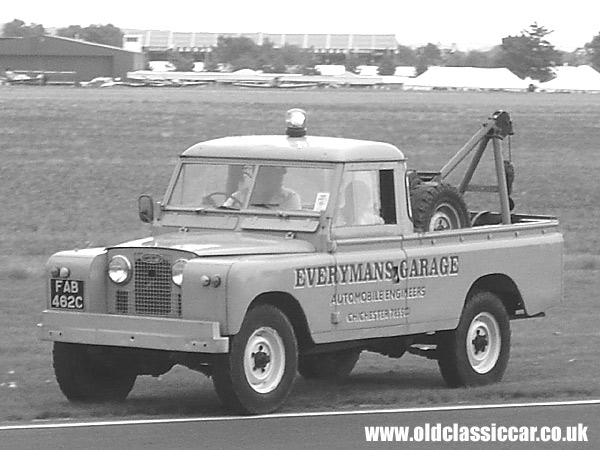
[466,312,501,374]
[244,327,286,394]
[252,347,271,372]
[472,329,489,354]
[430,203,460,231]
[432,214,451,230]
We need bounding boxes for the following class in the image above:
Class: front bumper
[38,310,229,353]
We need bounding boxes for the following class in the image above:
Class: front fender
[225,253,336,336]
[45,248,108,313]
[181,258,233,334]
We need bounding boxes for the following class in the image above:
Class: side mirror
[138,195,155,223]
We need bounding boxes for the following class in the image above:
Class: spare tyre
[410,183,470,232]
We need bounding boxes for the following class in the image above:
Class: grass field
[1,85,599,423]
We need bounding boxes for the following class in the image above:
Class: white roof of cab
[182,135,405,163]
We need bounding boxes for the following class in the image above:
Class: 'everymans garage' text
[294,256,459,289]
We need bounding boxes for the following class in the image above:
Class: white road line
[1,399,599,431]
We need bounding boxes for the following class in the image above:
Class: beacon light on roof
[285,108,307,137]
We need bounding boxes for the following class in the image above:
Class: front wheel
[53,343,137,403]
[212,304,298,414]
[437,291,510,387]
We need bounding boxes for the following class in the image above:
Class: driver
[225,166,300,210]
[223,165,254,207]
[249,166,301,210]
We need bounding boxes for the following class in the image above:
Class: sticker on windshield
[314,193,330,212]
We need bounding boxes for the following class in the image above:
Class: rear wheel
[410,183,470,232]
[298,349,361,379]
[212,304,298,414]
[437,291,510,387]
[53,342,137,402]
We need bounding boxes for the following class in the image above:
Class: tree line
[2,19,123,48]
[3,19,600,82]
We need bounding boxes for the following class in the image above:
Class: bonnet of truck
[112,231,316,256]
[102,231,315,319]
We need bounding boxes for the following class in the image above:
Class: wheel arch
[246,291,315,352]
[467,273,524,317]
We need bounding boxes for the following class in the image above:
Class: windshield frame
[161,158,342,219]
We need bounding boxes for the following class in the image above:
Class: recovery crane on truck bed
[410,110,515,230]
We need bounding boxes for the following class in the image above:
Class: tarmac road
[1,400,598,450]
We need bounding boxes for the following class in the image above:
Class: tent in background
[315,65,346,76]
[403,66,528,91]
[394,66,416,78]
[539,65,600,92]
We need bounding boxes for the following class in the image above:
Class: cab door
[330,165,409,340]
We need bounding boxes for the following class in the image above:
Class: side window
[335,170,397,227]
[379,169,397,224]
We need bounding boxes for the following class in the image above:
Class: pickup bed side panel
[403,224,563,335]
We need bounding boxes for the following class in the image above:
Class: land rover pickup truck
[40,109,563,414]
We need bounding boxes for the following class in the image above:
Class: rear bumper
[38,310,229,353]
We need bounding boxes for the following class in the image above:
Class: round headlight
[172,259,188,286]
[108,255,131,284]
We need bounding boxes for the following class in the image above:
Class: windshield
[167,162,336,212]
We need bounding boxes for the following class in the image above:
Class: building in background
[0,35,145,81]
[123,30,398,65]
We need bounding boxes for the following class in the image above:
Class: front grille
[134,255,172,316]
[109,252,183,318]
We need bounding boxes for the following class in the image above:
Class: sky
[3,1,599,51]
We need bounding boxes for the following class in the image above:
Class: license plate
[50,279,84,310]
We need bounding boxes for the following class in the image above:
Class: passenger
[339,181,384,226]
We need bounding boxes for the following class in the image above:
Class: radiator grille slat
[116,290,129,314]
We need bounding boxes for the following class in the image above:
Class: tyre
[437,291,511,387]
[298,349,361,379]
[212,304,298,414]
[53,342,137,403]
[410,183,470,232]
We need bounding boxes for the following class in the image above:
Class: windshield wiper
[250,203,277,209]
[194,206,238,214]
